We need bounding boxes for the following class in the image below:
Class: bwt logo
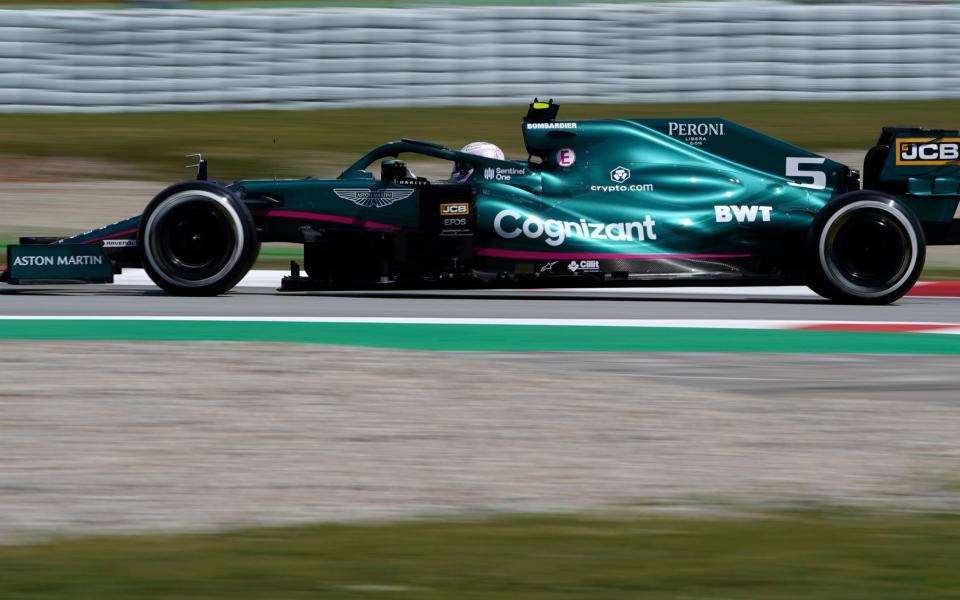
[610,166,631,183]
[715,205,772,223]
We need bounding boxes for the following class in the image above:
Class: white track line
[115,269,284,288]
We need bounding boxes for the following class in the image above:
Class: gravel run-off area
[2,341,960,543]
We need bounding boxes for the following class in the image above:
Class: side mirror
[381,159,408,183]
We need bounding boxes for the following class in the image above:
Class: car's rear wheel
[138,182,259,296]
[806,191,924,304]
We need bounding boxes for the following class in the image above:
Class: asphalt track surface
[2,283,960,324]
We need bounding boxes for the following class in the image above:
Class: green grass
[3,100,959,180]
[920,266,960,280]
[2,512,960,599]
[253,243,302,269]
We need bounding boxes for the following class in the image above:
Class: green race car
[4,99,959,304]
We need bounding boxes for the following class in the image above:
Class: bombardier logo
[334,188,414,208]
[896,138,960,165]
[526,122,577,130]
[715,205,772,223]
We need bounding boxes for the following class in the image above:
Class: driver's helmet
[450,141,504,182]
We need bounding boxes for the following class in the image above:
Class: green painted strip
[1,319,959,354]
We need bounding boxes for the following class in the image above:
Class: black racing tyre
[806,191,925,304]
[137,181,259,296]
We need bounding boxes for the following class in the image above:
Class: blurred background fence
[0,2,959,113]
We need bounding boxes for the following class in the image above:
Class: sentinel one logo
[493,209,656,247]
[896,138,960,165]
[483,166,526,181]
[334,188,414,208]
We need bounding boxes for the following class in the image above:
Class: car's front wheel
[806,191,924,304]
[138,182,259,296]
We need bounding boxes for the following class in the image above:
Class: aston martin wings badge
[333,188,415,208]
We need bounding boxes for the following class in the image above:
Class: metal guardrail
[0,2,958,112]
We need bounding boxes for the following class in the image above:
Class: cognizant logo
[493,209,656,247]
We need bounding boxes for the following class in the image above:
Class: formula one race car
[3,99,959,304]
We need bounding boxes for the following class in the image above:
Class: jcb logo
[896,138,960,165]
[440,203,469,216]
[715,205,772,223]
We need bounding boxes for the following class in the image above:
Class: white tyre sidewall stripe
[819,200,918,299]
[143,190,245,288]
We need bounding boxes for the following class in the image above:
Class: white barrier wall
[0,2,958,112]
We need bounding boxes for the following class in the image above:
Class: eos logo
[896,138,960,165]
[715,205,772,223]
[556,148,576,167]
[610,166,630,183]
[441,203,469,215]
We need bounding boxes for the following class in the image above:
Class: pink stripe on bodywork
[82,227,139,244]
[254,209,400,231]
[474,247,753,260]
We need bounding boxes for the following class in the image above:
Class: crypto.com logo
[610,166,630,183]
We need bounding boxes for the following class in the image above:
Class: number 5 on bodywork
[786,157,827,190]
